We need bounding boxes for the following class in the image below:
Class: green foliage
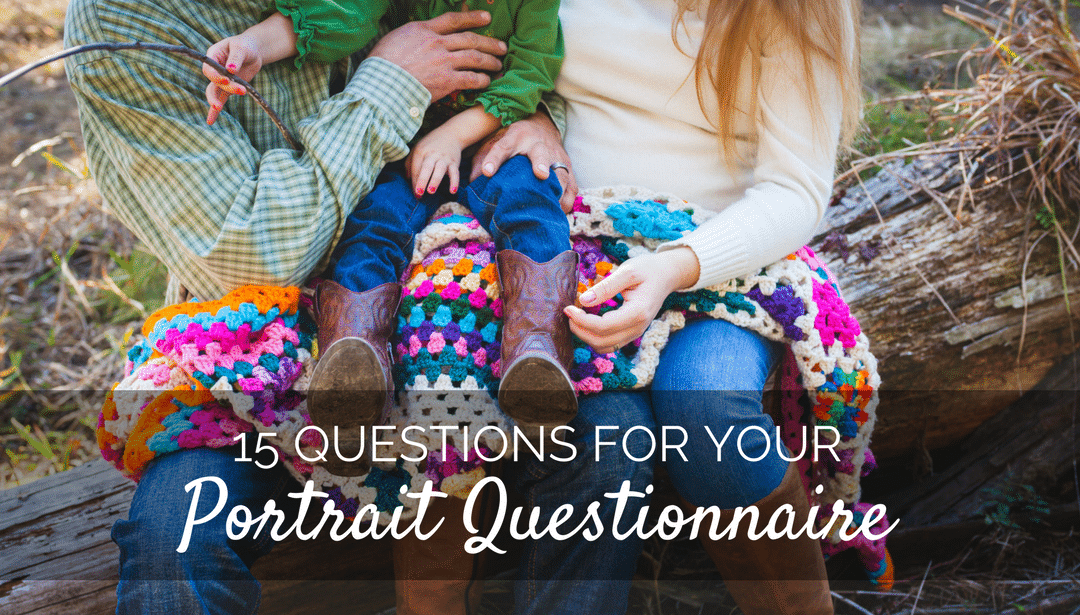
[1036,204,1057,230]
[10,418,56,462]
[860,102,954,156]
[981,483,1052,530]
[102,248,168,322]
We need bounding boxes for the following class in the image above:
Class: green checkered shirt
[64,0,565,304]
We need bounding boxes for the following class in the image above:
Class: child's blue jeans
[328,155,570,292]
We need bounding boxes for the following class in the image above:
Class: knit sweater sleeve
[274,0,390,68]
[474,0,564,126]
[657,27,845,290]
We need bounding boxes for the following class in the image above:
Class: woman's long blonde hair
[674,0,862,163]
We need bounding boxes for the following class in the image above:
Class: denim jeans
[112,319,782,614]
[112,447,299,615]
[510,318,788,614]
[329,155,570,292]
[112,416,652,614]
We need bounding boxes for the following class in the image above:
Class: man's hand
[470,112,578,212]
[370,11,507,102]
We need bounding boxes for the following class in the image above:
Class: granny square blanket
[99,186,892,588]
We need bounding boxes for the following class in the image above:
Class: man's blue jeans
[329,155,570,293]
[113,312,785,614]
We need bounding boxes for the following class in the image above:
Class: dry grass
[843,0,1080,363]
[861,1,985,97]
[847,0,1080,209]
[0,0,166,488]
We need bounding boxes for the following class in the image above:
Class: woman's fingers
[580,266,636,307]
[469,114,579,211]
[568,301,649,337]
[565,305,650,352]
[473,128,520,179]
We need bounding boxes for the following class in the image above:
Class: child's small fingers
[427,160,448,194]
[205,84,230,125]
[205,83,230,108]
[414,156,436,196]
[447,164,459,195]
[202,42,228,81]
[202,62,224,84]
[217,79,246,96]
[224,45,245,75]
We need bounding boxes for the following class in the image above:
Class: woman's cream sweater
[556,0,848,289]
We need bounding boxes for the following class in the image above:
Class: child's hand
[405,127,465,196]
[202,34,263,125]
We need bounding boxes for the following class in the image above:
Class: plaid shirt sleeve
[64,0,430,302]
[540,92,568,137]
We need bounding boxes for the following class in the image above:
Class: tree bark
[0,460,397,615]
[814,155,1080,462]
[883,348,1080,528]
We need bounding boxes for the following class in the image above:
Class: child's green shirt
[275,0,563,125]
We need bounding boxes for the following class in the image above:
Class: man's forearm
[69,46,427,300]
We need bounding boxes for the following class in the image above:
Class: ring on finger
[550,162,569,172]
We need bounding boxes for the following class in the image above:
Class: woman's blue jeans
[113,319,786,614]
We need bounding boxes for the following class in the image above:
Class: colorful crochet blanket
[99,186,892,588]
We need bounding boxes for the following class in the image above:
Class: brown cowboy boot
[308,280,401,476]
[495,250,579,435]
[393,495,485,615]
[683,463,834,615]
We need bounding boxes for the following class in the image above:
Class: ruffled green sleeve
[274,0,391,68]
[475,0,564,126]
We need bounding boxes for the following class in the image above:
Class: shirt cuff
[538,92,568,138]
[346,56,431,141]
[657,223,753,291]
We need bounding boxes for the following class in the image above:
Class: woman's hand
[470,111,579,212]
[564,247,700,353]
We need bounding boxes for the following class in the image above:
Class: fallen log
[881,346,1080,529]
[813,155,1080,462]
[0,460,398,615]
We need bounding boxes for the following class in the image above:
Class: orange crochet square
[452,258,474,277]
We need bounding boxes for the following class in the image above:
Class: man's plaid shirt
[64,0,564,303]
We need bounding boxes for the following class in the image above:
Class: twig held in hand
[0,41,301,150]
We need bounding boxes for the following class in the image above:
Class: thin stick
[911,560,933,615]
[0,42,301,150]
[830,591,875,615]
